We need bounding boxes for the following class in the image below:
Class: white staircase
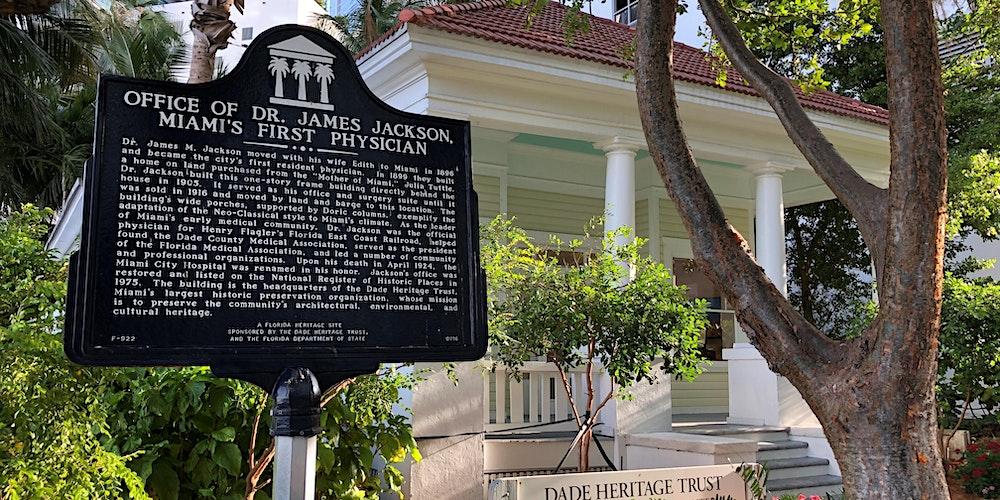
[675,423,843,498]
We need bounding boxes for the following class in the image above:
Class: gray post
[273,436,317,499]
[270,368,323,500]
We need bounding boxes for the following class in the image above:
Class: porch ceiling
[475,127,837,209]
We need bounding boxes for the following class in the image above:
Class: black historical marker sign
[65,25,486,378]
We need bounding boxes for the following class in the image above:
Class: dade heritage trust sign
[488,465,751,500]
[65,25,486,381]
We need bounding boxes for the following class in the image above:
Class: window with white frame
[614,0,639,25]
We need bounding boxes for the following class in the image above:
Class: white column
[597,136,642,247]
[753,166,788,292]
[595,137,641,436]
[724,162,791,426]
[595,137,668,470]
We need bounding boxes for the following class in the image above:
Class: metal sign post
[270,368,321,500]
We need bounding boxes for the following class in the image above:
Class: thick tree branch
[635,0,847,382]
[866,0,948,394]
[698,0,888,272]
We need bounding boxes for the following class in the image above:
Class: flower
[977,454,989,462]
[968,443,980,452]
[972,468,985,478]
[810,496,822,500]
[798,495,807,500]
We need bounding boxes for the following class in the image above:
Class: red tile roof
[360,0,889,126]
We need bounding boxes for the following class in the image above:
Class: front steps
[676,424,843,498]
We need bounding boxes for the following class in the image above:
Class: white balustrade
[485,362,603,433]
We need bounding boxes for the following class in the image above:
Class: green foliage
[104,365,419,500]
[102,368,267,500]
[94,0,188,81]
[737,463,766,500]
[0,205,419,499]
[951,439,1000,499]
[714,0,878,90]
[0,0,185,212]
[317,0,471,54]
[937,277,1000,429]
[0,205,148,498]
[948,152,1000,239]
[785,200,873,337]
[482,215,709,391]
[939,6,1000,241]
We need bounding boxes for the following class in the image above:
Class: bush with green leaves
[0,205,148,498]
[104,365,419,500]
[0,204,420,499]
[938,276,1000,432]
[482,215,708,471]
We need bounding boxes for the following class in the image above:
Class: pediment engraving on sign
[268,34,337,110]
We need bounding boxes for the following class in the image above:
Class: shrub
[0,205,147,498]
[953,439,1000,498]
[0,205,419,499]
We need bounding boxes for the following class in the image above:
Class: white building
[326,0,357,16]
[151,0,326,77]
[49,1,897,498]
[353,2,890,498]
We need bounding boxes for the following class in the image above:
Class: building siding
[474,174,502,218]
[661,203,751,240]
[507,187,604,235]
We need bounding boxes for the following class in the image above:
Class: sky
[674,5,708,47]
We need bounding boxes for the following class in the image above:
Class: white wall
[404,362,485,500]
[960,233,1000,280]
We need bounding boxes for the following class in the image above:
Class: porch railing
[485,362,606,433]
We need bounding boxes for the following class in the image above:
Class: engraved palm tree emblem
[267,35,337,111]
[269,56,290,97]
[291,60,312,101]
[314,63,334,104]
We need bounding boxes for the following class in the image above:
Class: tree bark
[696,0,889,282]
[188,0,239,84]
[635,0,949,496]
[579,428,591,472]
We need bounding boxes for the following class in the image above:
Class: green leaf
[211,426,236,442]
[213,442,243,476]
[318,445,336,469]
[148,462,180,500]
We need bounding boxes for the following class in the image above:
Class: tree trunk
[634,0,950,496]
[578,427,592,472]
[188,0,237,84]
[805,348,947,497]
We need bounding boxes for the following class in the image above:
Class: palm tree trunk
[188,0,236,84]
